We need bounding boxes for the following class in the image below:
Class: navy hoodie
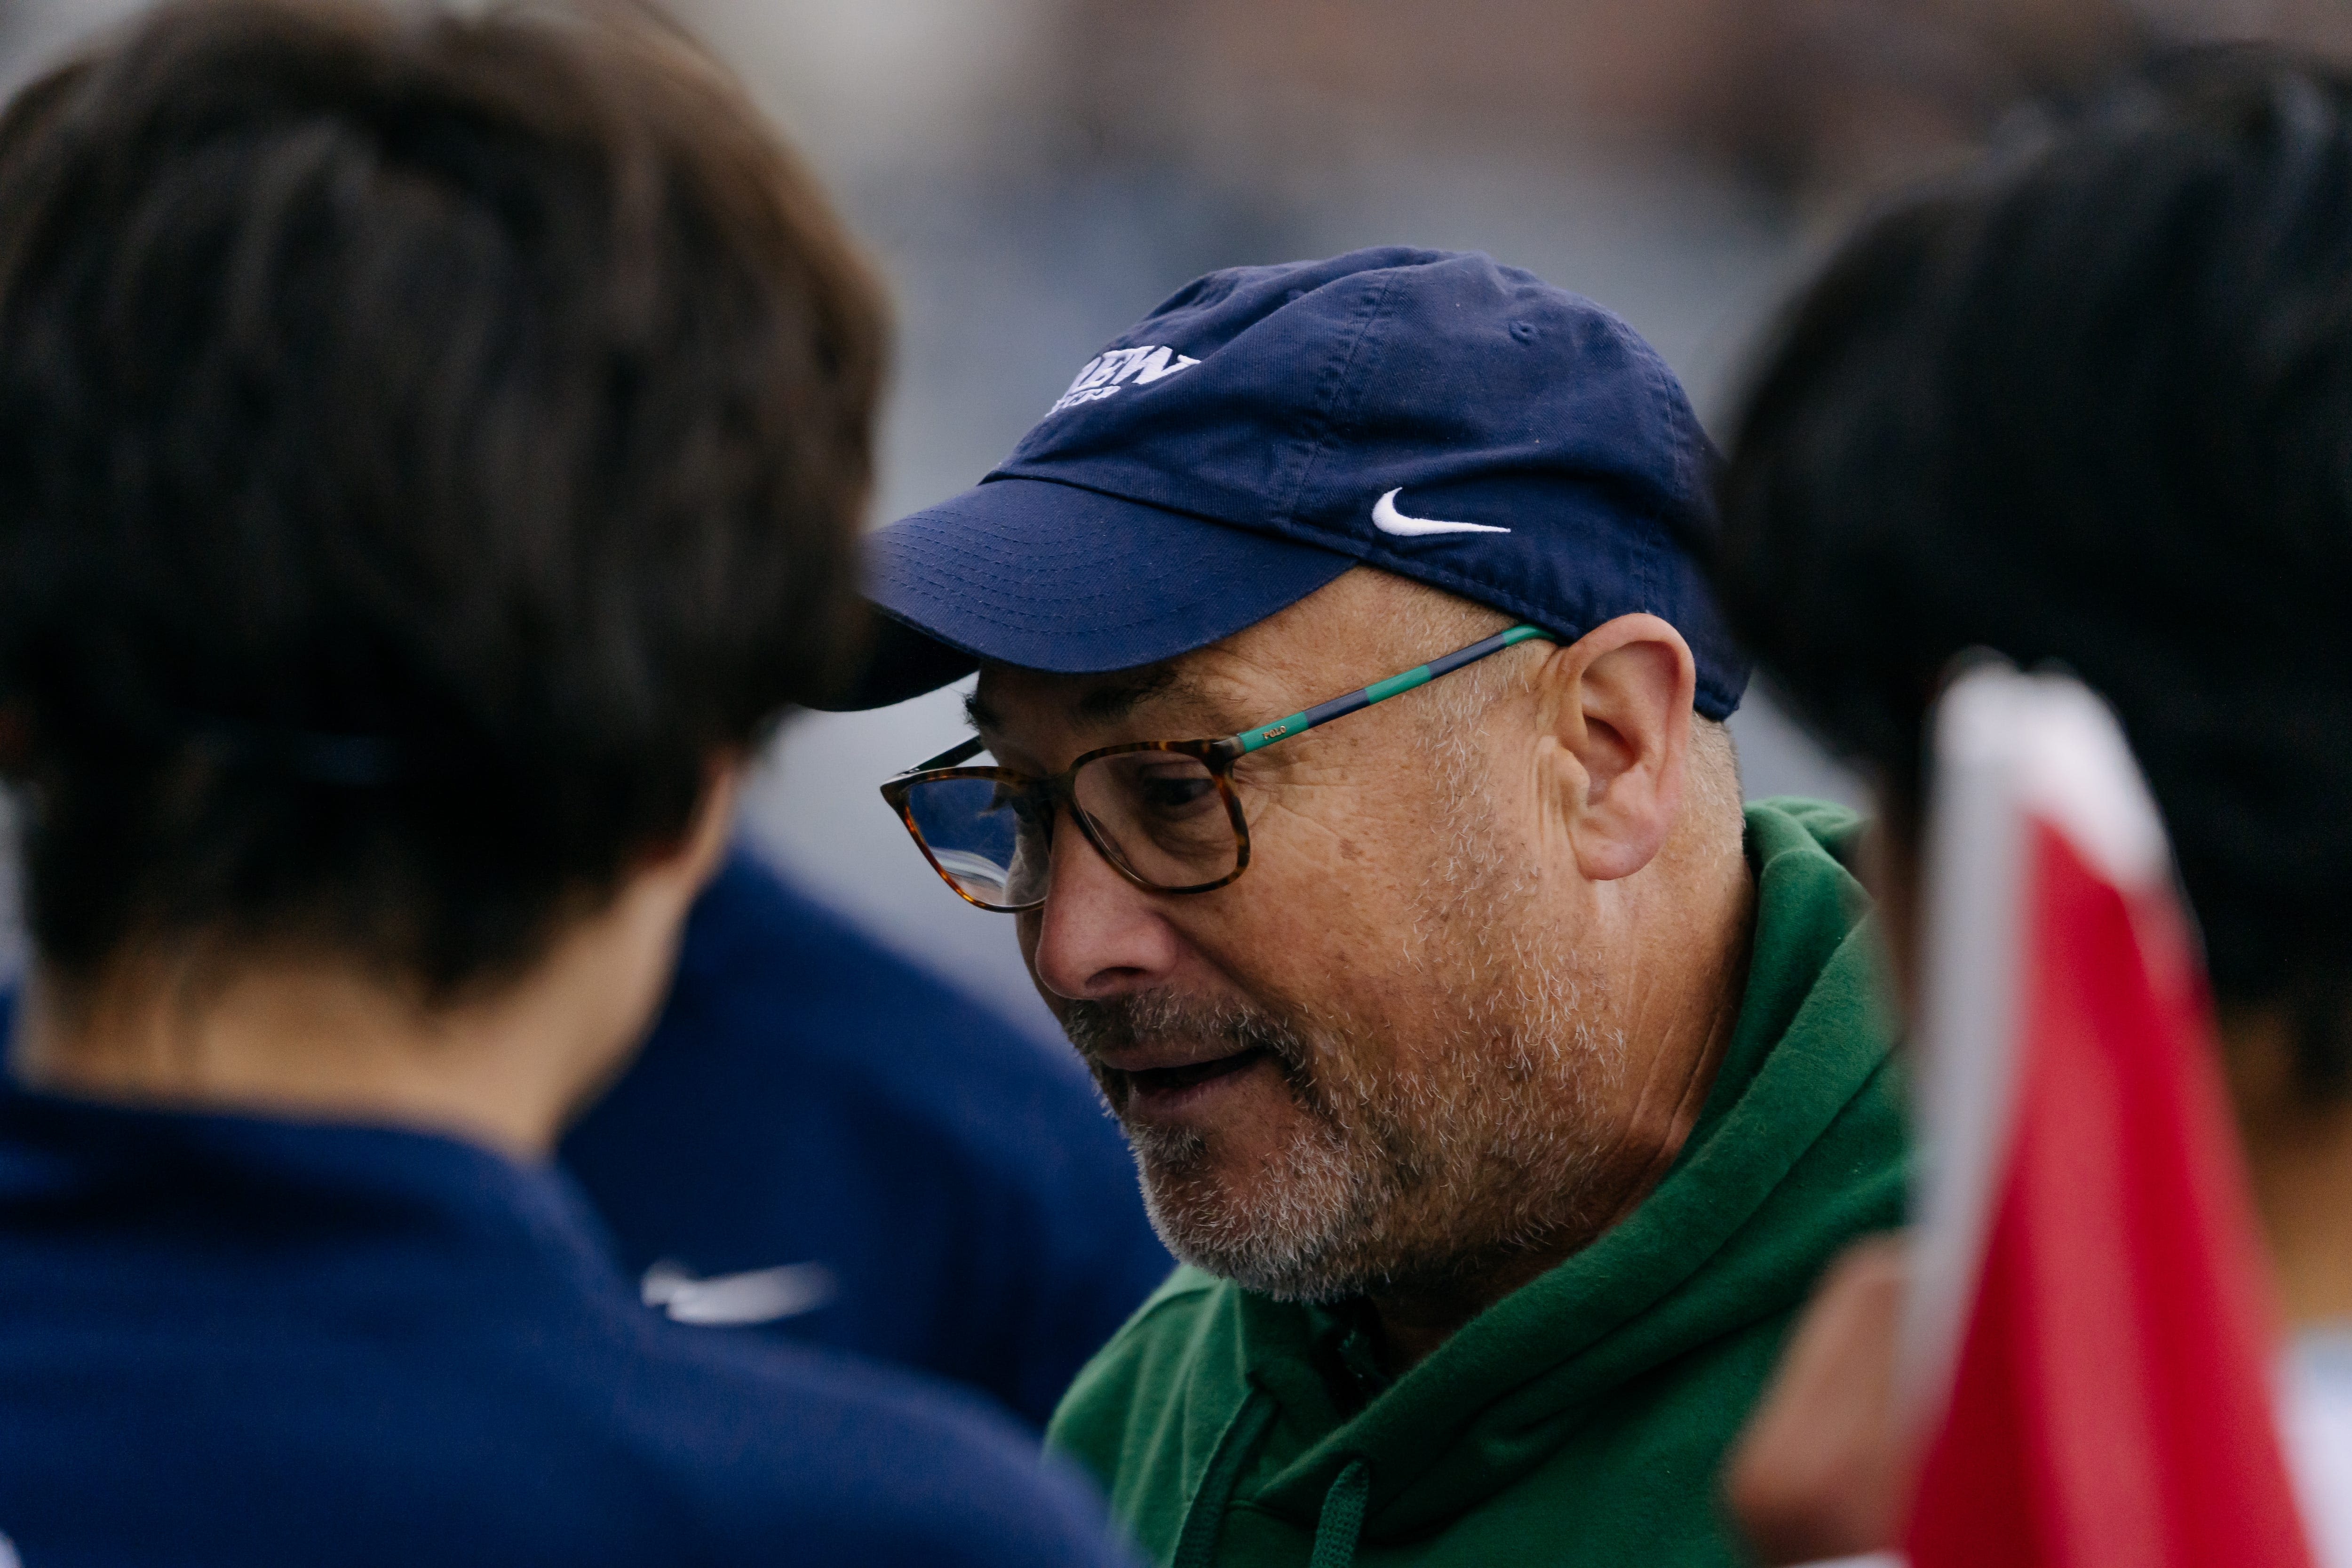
[560,850,1170,1425]
[0,1087,1136,1566]
[0,852,1171,1429]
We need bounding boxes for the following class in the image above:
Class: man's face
[970,573,1635,1301]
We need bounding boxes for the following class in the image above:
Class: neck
[8,770,728,1159]
[2224,1009,2352,1330]
[14,941,636,1160]
[1369,840,1757,1370]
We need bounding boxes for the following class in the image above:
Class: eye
[1132,765,1216,816]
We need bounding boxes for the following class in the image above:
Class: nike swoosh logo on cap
[1371,488,1511,537]
[641,1259,838,1326]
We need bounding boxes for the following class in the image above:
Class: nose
[1022,809,1184,1003]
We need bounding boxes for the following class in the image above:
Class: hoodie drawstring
[1308,1458,1371,1568]
[1172,1389,1277,1568]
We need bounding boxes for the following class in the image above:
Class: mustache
[1060,990,1314,1079]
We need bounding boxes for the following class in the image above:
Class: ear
[638,755,743,896]
[680,758,742,885]
[1536,613,1696,882]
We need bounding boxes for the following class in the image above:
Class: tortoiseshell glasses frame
[879,623,1555,913]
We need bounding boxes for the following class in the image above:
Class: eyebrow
[962,665,1206,738]
[1077,666,1186,724]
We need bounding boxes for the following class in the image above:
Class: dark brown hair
[1713,49,2352,1094]
[0,0,887,993]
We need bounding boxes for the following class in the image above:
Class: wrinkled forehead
[964,568,1452,758]
[969,654,1243,756]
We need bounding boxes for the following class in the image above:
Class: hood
[1160,798,1906,1560]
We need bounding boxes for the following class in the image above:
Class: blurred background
[0,0,2337,1040]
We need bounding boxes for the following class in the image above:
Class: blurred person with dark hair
[1703,49,2352,1564]
[0,2,1132,1562]
[0,842,1176,1432]
[828,247,1910,1567]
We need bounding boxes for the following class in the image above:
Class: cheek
[1212,852,1372,961]
[1178,818,1436,1032]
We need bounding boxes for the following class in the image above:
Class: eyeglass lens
[903,775,1051,908]
[1069,752,1235,888]
[900,750,1237,907]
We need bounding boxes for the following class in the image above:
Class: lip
[1088,1038,1256,1076]
[1104,1045,1275,1121]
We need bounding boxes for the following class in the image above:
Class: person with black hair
[1701,48,2352,1565]
[0,2,1130,1562]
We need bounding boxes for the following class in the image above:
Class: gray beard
[1062,706,1629,1303]
[1064,988,1398,1300]
[1062,956,1625,1303]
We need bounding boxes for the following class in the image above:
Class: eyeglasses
[879,623,1555,913]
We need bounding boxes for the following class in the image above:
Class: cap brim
[812,477,1357,710]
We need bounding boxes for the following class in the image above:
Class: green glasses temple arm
[1224,623,1555,756]
[891,623,1556,775]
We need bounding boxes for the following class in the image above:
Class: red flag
[1895,666,2316,1568]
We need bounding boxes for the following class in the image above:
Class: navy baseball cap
[827,246,1749,718]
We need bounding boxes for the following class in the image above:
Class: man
[829,247,1908,1565]
[561,847,1172,1427]
[0,3,1128,1562]
[1698,52,2352,1563]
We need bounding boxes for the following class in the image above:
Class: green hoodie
[1048,798,1907,1568]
